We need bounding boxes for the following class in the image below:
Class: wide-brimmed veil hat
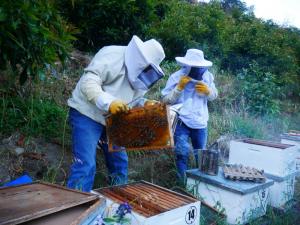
[175,49,212,67]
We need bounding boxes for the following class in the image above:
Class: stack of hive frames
[223,164,266,183]
[96,181,198,217]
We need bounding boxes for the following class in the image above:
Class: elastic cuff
[95,93,117,112]
[207,88,216,100]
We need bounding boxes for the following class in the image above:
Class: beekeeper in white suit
[67,35,165,192]
[161,49,218,182]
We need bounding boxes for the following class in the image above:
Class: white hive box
[281,133,300,174]
[95,181,201,225]
[228,138,297,177]
[186,168,274,225]
[281,132,300,146]
[265,172,297,209]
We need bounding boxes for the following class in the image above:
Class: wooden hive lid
[0,182,98,225]
[238,138,294,149]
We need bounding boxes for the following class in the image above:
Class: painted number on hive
[261,190,266,198]
[185,206,197,224]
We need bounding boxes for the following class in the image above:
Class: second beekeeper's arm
[161,75,191,104]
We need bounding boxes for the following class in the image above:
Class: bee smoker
[198,141,219,176]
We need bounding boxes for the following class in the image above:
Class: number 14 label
[185,206,197,224]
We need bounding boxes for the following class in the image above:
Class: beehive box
[228,138,297,177]
[281,132,300,174]
[281,131,300,145]
[0,182,105,225]
[95,181,201,225]
[106,104,174,152]
[265,172,297,209]
[186,168,274,225]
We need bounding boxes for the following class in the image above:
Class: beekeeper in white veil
[161,49,218,182]
[67,35,165,192]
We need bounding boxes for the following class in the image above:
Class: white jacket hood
[125,35,165,90]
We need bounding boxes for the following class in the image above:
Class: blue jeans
[67,108,128,192]
[174,120,207,182]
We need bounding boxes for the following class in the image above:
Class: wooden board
[288,130,300,136]
[240,138,293,149]
[95,181,198,217]
[223,164,266,183]
[106,104,174,152]
[0,182,98,225]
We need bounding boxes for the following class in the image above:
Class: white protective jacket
[68,46,146,125]
[161,67,218,129]
[68,36,165,125]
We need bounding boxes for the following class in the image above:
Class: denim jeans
[174,120,207,182]
[67,108,128,192]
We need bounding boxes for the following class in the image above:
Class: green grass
[208,110,299,145]
[0,95,69,142]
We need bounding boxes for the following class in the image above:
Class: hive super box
[186,168,274,225]
[228,138,298,208]
[281,133,300,174]
[229,139,297,177]
[95,181,201,225]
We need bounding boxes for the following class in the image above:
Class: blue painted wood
[186,167,274,195]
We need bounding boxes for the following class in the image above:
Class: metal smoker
[198,141,219,176]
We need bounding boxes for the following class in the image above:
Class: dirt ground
[0,133,72,185]
[0,132,177,188]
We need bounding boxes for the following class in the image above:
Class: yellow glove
[109,100,129,115]
[177,76,192,91]
[195,82,210,96]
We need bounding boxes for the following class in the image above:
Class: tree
[56,0,158,51]
[0,1,75,84]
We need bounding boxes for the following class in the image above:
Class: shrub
[220,17,300,94]
[148,0,300,97]
[0,1,75,84]
[237,62,281,115]
[56,0,158,51]
[0,96,69,140]
[148,0,228,60]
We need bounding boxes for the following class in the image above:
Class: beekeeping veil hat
[175,49,212,68]
[125,35,165,91]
